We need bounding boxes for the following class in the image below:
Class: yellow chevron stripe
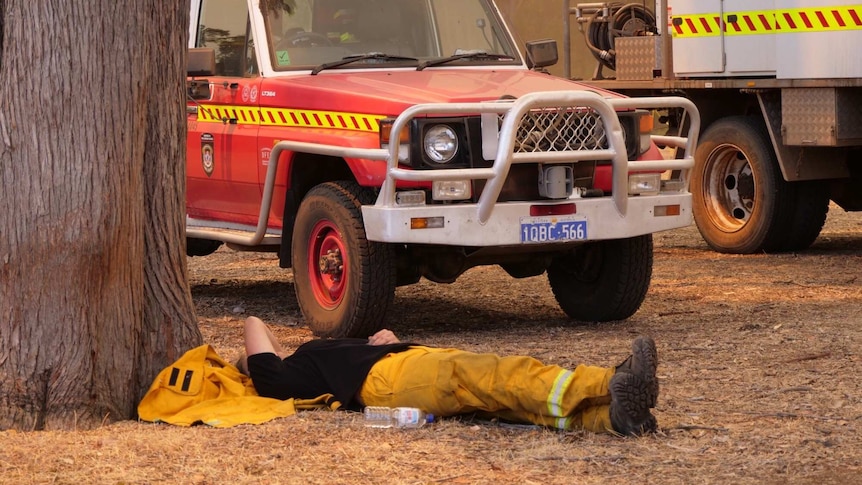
[724,10,779,36]
[671,13,723,38]
[196,104,385,132]
[672,5,862,38]
[771,6,862,33]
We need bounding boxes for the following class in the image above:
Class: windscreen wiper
[416,51,515,71]
[311,53,418,75]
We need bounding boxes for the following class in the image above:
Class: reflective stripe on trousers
[358,346,615,433]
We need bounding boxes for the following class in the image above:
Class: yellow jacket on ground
[138,344,338,427]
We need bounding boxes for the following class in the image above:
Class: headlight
[628,173,661,196]
[423,125,458,163]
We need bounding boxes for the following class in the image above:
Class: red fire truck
[185,0,699,337]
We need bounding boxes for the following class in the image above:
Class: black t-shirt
[247,338,413,409]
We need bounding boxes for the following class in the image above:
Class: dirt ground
[2,205,861,484]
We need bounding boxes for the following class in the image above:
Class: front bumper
[362,192,691,245]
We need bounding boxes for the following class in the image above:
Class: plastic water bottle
[364,406,434,428]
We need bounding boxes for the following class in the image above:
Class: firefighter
[332,8,359,43]
[238,316,659,436]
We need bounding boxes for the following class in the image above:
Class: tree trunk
[0,1,201,430]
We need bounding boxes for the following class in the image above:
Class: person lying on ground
[236,316,659,436]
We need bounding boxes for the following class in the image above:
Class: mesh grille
[504,107,608,153]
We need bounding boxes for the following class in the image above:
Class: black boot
[609,372,654,436]
[615,336,658,408]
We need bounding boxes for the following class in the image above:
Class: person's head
[235,353,249,376]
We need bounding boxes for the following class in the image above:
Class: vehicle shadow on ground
[189,276,592,335]
[191,279,300,321]
[809,233,862,252]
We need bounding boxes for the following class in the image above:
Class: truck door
[187,0,262,227]
[669,0,725,76]
[723,0,776,75]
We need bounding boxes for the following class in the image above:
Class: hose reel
[576,2,657,73]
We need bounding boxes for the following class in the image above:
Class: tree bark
[0,1,201,430]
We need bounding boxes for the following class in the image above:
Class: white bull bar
[363,91,699,245]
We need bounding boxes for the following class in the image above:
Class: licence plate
[519,216,587,243]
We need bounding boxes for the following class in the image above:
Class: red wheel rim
[306,219,348,309]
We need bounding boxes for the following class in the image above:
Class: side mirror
[525,39,558,71]
[188,48,215,76]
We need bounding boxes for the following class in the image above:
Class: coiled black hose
[584,2,657,71]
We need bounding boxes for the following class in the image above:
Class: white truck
[565,0,862,253]
[185,0,699,337]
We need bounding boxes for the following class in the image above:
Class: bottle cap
[426,414,435,423]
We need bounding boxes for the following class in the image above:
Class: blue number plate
[519,216,587,243]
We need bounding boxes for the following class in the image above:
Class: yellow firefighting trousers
[358,346,615,433]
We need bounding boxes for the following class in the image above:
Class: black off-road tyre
[776,180,830,252]
[547,235,652,322]
[292,181,395,338]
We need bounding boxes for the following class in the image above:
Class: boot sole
[609,372,653,436]
[631,336,659,408]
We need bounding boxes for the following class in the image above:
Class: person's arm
[367,329,400,346]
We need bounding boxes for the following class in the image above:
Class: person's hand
[368,329,400,345]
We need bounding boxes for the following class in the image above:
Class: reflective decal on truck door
[201,133,215,177]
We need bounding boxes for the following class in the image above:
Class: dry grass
[2,205,861,484]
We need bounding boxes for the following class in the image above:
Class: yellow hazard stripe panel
[671,13,723,37]
[771,6,862,33]
[196,104,385,132]
[672,5,862,37]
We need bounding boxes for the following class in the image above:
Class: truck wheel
[292,181,395,338]
[547,235,652,322]
[692,116,796,254]
[777,180,830,252]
